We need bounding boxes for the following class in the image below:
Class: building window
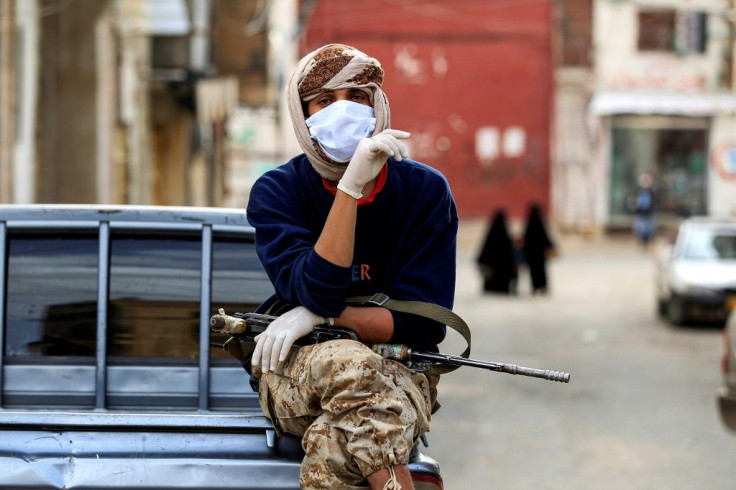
[638,10,676,52]
[638,9,707,54]
[557,0,593,67]
[678,12,707,54]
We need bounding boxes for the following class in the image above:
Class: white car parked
[656,217,736,325]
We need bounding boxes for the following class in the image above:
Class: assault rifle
[210,309,570,383]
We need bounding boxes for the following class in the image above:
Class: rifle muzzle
[209,315,227,332]
[209,309,248,334]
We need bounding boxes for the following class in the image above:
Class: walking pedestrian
[522,203,556,295]
[633,172,656,248]
[477,209,518,295]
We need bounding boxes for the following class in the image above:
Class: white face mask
[305,100,376,163]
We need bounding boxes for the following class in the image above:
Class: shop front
[609,116,708,222]
[591,91,736,228]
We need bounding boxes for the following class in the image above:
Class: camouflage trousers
[255,339,439,489]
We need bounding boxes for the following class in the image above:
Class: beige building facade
[0,0,239,207]
[553,0,736,233]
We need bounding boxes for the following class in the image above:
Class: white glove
[338,129,410,199]
[252,306,325,373]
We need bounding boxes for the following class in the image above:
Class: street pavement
[424,218,736,490]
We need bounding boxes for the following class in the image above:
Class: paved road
[424,220,736,490]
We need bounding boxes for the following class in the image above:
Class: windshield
[680,229,736,260]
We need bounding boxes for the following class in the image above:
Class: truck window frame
[0,216,269,412]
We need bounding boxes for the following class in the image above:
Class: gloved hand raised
[338,129,410,199]
[251,306,325,373]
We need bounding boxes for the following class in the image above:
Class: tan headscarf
[287,44,391,181]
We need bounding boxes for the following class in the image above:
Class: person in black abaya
[522,204,556,295]
[477,210,518,295]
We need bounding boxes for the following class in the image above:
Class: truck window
[106,233,274,362]
[210,235,274,362]
[5,233,98,360]
[2,225,267,409]
[108,234,201,361]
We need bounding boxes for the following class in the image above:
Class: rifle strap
[222,293,471,376]
[346,293,471,375]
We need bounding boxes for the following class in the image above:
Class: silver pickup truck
[0,205,441,489]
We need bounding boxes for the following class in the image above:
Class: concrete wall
[552,68,597,233]
[595,0,730,93]
[709,115,736,216]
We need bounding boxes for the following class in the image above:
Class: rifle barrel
[211,312,572,383]
[411,351,570,383]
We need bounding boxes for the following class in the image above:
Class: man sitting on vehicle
[245,44,458,489]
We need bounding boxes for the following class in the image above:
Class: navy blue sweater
[246,154,458,351]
